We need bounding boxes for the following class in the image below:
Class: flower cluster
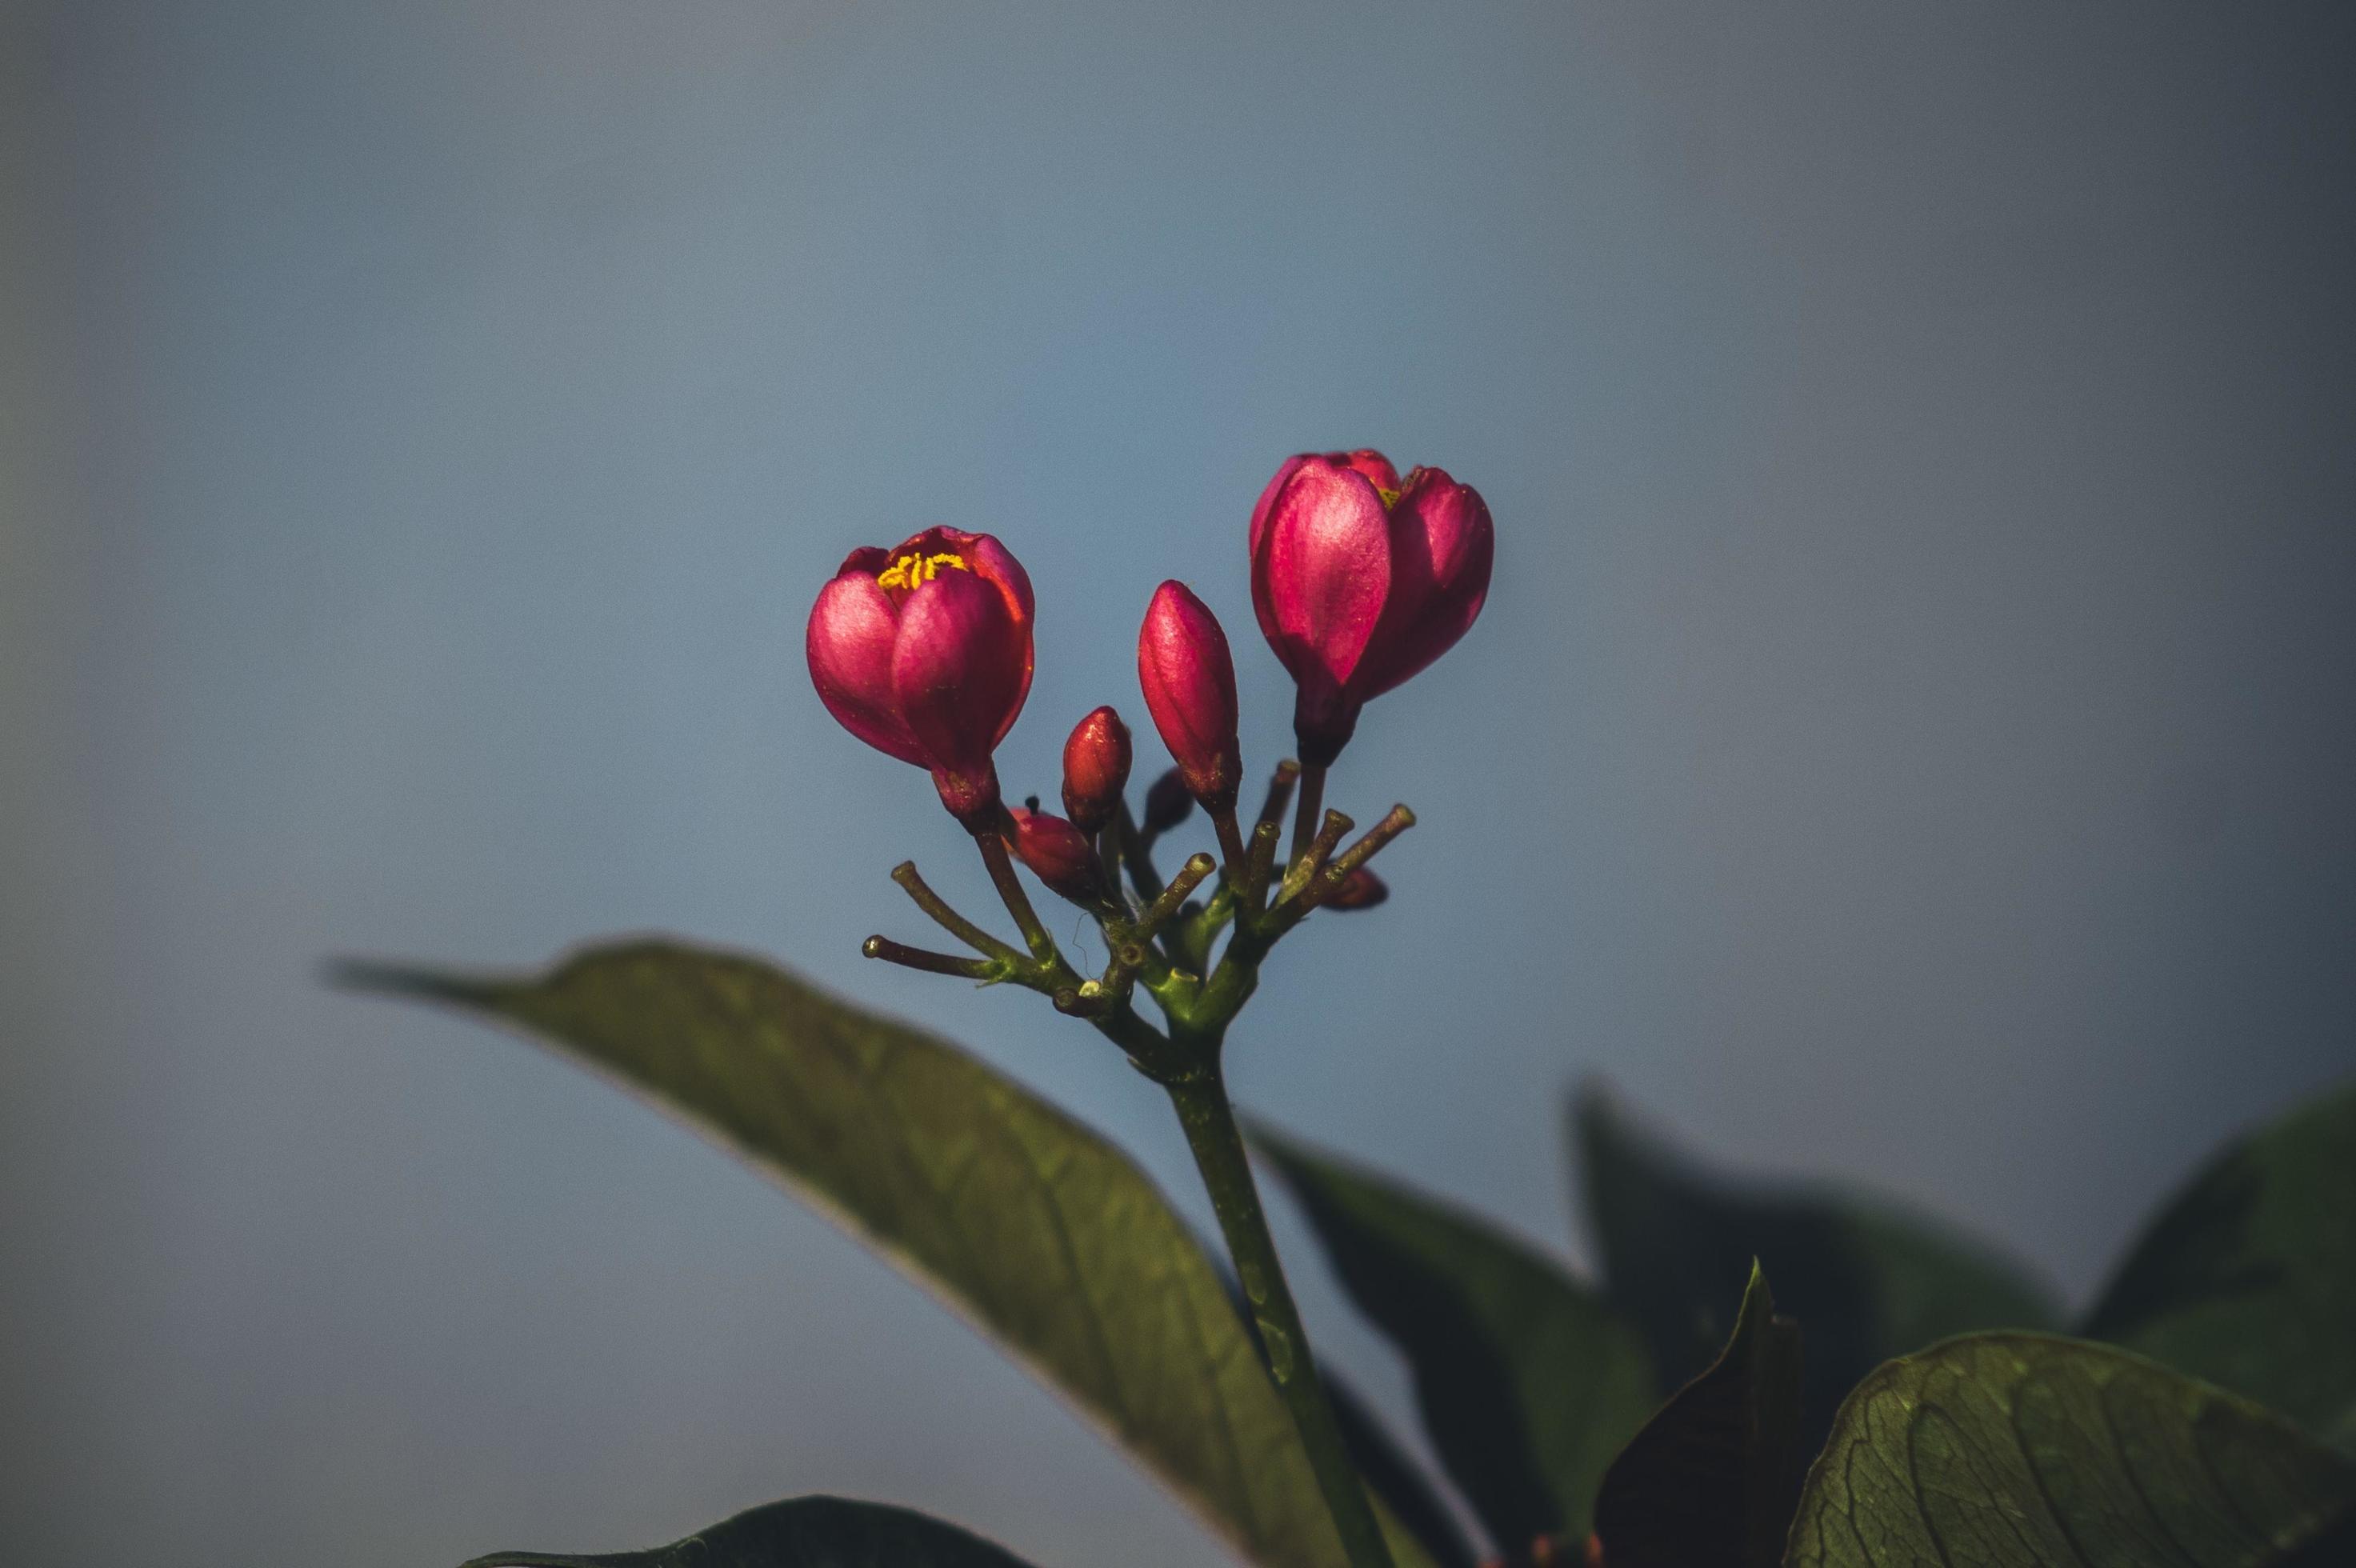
[805,450,1492,1062]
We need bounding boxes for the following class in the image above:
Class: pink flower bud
[1005,806,1106,906]
[1248,450,1494,766]
[1322,866,1389,910]
[1060,706,1132,835]
[806,526,1034,830]
[1138,581,1242,813]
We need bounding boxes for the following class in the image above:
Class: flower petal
[1352,466,1494,699]
[1250,456,1393,690]
[954,530,1035,626]
[806,571,928,766]
[1326,448,1401,493]
[892,566,1030,782]
[1249,454,1311,563]
[877,526,1034,624]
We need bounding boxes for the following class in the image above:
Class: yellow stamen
[1376,487,1402,509]
[875,550,970,591]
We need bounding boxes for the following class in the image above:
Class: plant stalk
[1289,762,1328,870]
[1165,1065,1394,1568]
[1115,798,1166,904]
[976,830,1058,964]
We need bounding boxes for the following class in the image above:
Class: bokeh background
[5,2,2354,1562]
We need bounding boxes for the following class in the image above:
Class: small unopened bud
[1142,767,1196,835]
[1005,806,1107,906]
[1061,706,1132,835]
[1322,866,1389,910]
[1138,580,1242,812]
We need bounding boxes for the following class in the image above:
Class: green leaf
[1212,1248,1482,1568]
[2083,1077,2356,1434]
[458,1493,1034,1566]
[1784,1334,2356,1568]
[1592,1262,1804,1568]
[1250,1121,1657,1551]
[2329,1402,2356,1462]
[1572,1086,2058,1447]
[1321,1369,1482,1568]
[342,941,1432,1568]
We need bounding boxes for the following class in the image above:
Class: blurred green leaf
[1592,1262,1802,1568]
[458,1494,1034,1567]
[1572,1085,2058,1446]
[1320,1369,1482,1568]
[1210,1243,1482,1568]
[1784,1335,2356,1568]
[343,941,1432,1568]
[1251,1121,1656,1551]
[2084,1077,2356,1434]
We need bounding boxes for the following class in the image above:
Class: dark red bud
[1005,806,1107,906]
[1060,706,1132,835]
[1142,767,1196,834]
[1322,866,1389,910]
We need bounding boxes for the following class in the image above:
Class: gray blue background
[5,3,2353,1563]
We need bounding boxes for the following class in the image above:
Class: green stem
[890,861,1024,962]
[1134,852,1216,942]
[1166,1064,1394,1568]
[1212,804,1250,884]
[1289,762,1328,870]
[977,830,1058,964]
[1115,798,1166,904]
[1088,1004,1192,1082]
[861,934,1000,979]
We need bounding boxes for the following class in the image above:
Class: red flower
[1138,581,1242,813]
[1004,806,1106,905]
[1249,450,1494,765]
[806,526,1034,829]
[1061,706,1132,835]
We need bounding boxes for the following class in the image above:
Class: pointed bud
[1060,706,1132,835]
[1138,581,1242,813]
[1322,866,1389,910]
[1005,806,1107,906]
[1142,767,1196,835]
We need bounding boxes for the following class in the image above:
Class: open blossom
[806,526,1034,829]
[1249,450,1494,765]
[1138,582,1242,812]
